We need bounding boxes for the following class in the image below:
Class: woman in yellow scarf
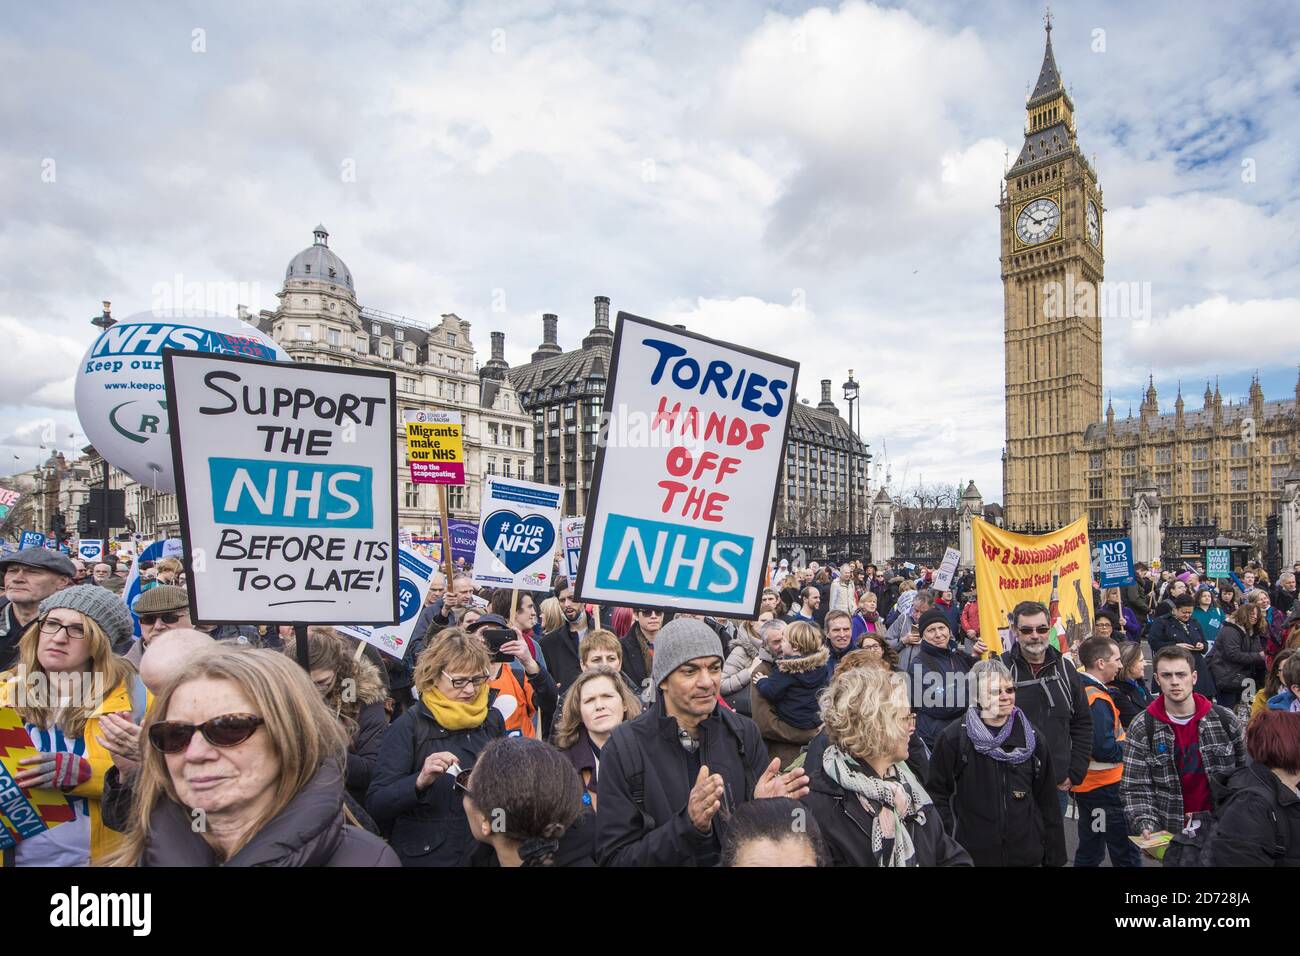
[365,628,505,867]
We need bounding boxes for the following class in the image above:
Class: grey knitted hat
[39,584,134,648]
[650,617,724,687]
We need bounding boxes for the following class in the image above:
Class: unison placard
[164,351,398,625]
[575,312,798,617]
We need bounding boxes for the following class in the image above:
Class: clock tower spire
[1000,14,1105,528]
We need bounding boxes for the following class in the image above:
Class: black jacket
[595,699,769,867]
[365,695,506,867]
[345,700,389,806]
[140,761,399,866]
[801,733,971,867]
[1211,762,1300,866]
[1001,643,1091,786]
[1210,621,1264,695]
[619,625,655,698]
[0,600,30,672]
[1106,677,1151,731]
[907,641,976,751]
[540,619,586,692]
[926,714,1065,867]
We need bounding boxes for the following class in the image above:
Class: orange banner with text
[973,516,1093,655]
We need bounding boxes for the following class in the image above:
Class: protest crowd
[3,540,1299,868]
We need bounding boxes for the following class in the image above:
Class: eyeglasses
[139,611,186,627]
[442,671,491,690]
[148,713,265,753]
[39,618,85,641]
[996,687,1017,696]
[1017,625,1052,635]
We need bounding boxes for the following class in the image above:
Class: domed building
[255,226,534,538]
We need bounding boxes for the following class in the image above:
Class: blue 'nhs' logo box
[594,513,751,603]
[210,457,373,528]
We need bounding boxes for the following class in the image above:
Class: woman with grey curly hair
[924,658,1065,867]
[800,666,970,867]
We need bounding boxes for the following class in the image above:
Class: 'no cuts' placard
[164,351,399,625]
[575,313,798,617]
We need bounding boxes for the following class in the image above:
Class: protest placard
[973,516,1092,654]
[1205,547,1231,579]
[77,540,104,563]
[932,547,962,591]
[574,313,797,617]
[339,546,436,660]
[562,516,584,580]
[0,706,75,850]
[0,489,20,522]
[471,476,562,590]
[1098,537,1136,588]
[19,531,45,550]
[403,410,464,485]
[164,351,398,625]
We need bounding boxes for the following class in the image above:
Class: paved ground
[1062,797,1162,868]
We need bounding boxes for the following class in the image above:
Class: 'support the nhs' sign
[164,351,399,625]
[575,312,798,617]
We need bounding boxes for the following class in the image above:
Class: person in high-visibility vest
[1072,636,1142,867]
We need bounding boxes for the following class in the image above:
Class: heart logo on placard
[483,510,556,575]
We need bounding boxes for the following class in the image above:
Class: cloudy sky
[2,0,1298,503]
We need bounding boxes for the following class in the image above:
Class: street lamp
[842,370,860,537]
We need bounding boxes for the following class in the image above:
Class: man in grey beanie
[596,615,810,867]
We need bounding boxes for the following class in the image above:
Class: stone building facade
[254,225,532,532]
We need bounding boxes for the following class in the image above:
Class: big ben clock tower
[1001,11,1104,527]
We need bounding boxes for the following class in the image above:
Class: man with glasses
[1072,636,1141,867]
[127,585,195,662]
[1000,600,1091,815]
[0,547,75,671]
[597,618,810,867]
[620,606,666,701]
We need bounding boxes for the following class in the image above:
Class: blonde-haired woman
[108,647,396,866]
[1,586,145,866]
[539,597,564,637]
[802,666,970,867]
[367,628,505,866]
[552,667,642,810]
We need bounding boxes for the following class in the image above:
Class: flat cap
[132,584,190,615]
[0,547,77,579]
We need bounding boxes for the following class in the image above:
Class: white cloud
[0,318,86,410]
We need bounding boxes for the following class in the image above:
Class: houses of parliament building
[1000,16,1299,535]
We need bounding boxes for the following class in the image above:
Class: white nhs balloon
[74,310,290,493]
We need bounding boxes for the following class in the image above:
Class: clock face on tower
[1087,200,1101,247]
[1015,197,1060,244]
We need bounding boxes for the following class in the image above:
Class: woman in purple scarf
[924,659,1066,867]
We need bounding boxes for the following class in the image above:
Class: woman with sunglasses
[366,628,505,866]
[0,586,144,866]
[108,647,398,866]
[926,659,1066,867]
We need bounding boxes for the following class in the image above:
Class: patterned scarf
[822,744,932,867]
[963,706,1036,764]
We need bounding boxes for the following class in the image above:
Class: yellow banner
[973,516,1093,654]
